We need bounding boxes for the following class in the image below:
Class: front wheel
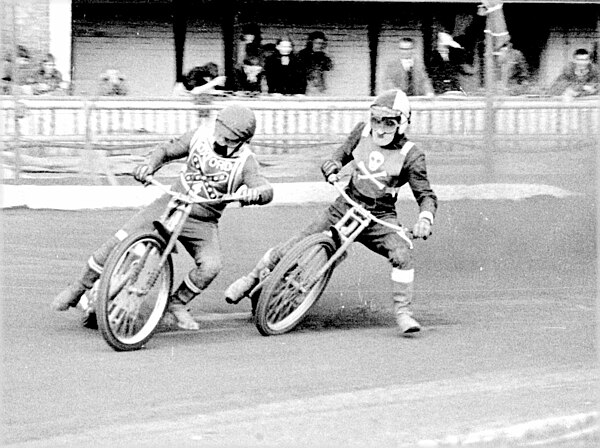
[255,233,336,336]
[96,231,173,351]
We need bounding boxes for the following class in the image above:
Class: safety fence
[1,95,598,183]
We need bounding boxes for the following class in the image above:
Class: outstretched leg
[225,200,342,304]
[52,194,170,313]
[52,237,118,311]
[225,247,279,303]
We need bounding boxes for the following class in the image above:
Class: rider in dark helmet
[226,89,437,335]
[52,104,272,331]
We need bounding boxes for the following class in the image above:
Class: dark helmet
[216,104,257,142]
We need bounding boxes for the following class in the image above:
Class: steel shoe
[52,283,87,311]
[225,275,258,304]
[397,313,421,334]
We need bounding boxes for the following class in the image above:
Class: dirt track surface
[1,196,598,447]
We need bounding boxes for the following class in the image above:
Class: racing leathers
[54,124,273,328]
[226,120,437,334]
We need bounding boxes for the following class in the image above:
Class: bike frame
[138,175,242,293]
[300,182,413,291]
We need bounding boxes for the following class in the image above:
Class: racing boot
[52,262,101,311]
[52,282,88,311]
[225,248,277,304]
[392,268,421,335]
[166,281,200,331]
[79,282,99,329]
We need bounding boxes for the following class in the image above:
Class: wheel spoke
[97,233,172,350]
[256,234,336,336]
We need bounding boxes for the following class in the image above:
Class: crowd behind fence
[1,95,598,182]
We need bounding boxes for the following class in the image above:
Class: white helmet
[370,89,411,136]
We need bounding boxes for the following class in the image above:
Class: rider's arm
[329,121,365,166]
[321,121,365,180]
[144,130,195,174]
[240,154,274,205]
[404,147,438,224]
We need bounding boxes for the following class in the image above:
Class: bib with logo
[351,135,414,199]
[181,128,251,199]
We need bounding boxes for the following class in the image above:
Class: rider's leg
[52,194,169,312]
[391,267,421,334]
[167,275,205,331]
[169,223,222,330]
[225,201,342,303]
[51,232,126,311]
[360,224,421,334]
[224,245,282,303]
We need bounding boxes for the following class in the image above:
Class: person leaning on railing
[548,48,599,99]
[32,53,70,96]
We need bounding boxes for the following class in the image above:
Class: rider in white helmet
[53,104,273,331]
[226,89,437,335]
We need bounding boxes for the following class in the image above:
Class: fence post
[80,97,95,183]
[483,30,497,180]
[81,98,118,186]
[11,2,21,183]
[12,97,22,183]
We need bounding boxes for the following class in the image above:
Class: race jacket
[144,124,273,221]
[330,121,437,220]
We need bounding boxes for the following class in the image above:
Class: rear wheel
[96,231,173,351]
[255,233,336,336]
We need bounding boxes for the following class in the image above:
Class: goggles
[370,116,399,134]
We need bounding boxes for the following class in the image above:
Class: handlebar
[332,181,413,239]
[144,175,243,205]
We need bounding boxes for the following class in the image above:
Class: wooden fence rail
[1,95,598,183]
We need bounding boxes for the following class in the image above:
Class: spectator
[32,53,69,95]
[298,31,334,95]
[234,55,265,94]
[237,23,264,66]
[7,45,36,95]
[1,52,13,95]
[173,63,226,96]
[382,37,433,97]
[548,48,599,98]
[428,32,465,95]
[264,36,304,95]
[495,41,530,96]
[99,69,128,96]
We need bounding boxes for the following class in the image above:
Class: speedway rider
[226,89,437,334]
[52,104,273,331]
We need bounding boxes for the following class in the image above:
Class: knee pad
[389,245,414,270]
[188,259,222,291]
[92,234,123,267]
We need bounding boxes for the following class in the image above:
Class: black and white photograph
[1,0,598,446]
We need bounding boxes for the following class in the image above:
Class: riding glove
[321,159,342,183]
[239,187,261,206]
[133,164,153,183]
[412,216,432,240]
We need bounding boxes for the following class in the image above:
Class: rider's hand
[412,217,432,240]
[326,173,339,184]
[239,187,261,206]
[133,164,152,183]
[321,160,341,183]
